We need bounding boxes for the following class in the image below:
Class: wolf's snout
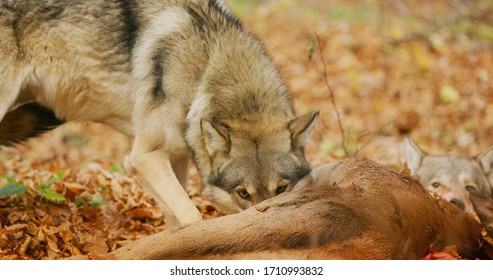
[450,198,465,211]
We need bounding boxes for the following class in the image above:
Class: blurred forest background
[1,0,493,259]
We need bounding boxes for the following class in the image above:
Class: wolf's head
[404,138,493,214]
[200,111,319,214]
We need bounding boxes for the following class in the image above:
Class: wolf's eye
[431,182,441,188]
[276,180,290,195]
[236,188,251,200]
[465,185,476,192]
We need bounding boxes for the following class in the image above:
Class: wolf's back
[0,104,63,146]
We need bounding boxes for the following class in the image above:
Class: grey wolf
[0,0,318,226]
[404,138,493,214]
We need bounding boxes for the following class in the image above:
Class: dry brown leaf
[64,182,86,191]
[126,208,157,220]
[80,233,109,255]
[27,222,38,235]
[88,253,116,260]
[18,236,31,255]
[6,223,28,232]
[46,235,61,253]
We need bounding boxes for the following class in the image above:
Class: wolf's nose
[450,198,465,210]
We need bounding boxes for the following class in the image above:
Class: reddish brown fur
[110,158,482,260]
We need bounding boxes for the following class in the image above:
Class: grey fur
[404,138,493,214]
[0,0,318,226]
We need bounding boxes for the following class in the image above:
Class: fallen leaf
[439,85,460,102]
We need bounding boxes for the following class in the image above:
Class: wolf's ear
[289,111,319,150]
[201,119,230,157]
[404,138,426,173]
[477,146,493,176]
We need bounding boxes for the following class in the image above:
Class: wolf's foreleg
[125,147,202,227]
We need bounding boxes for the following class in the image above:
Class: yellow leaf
[389,25,405,40]
[439,85,460,102]
[412,44,434,71]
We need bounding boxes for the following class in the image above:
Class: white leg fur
[124,7,202,227]
[126,149,202,227]
[126,105,202,227]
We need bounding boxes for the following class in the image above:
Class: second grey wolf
[404,138,493,214]
[105,158,482,260]
[0,0,319,226]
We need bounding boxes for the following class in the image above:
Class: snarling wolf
[0,0,319,226]
[404,138,493,214]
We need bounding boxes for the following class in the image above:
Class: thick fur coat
[0,0,319,226]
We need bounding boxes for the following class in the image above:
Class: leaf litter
[2,0,493,259]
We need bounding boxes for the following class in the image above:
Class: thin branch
[315,34,349,157]
[353,122,392,156]
[378,0,389,95]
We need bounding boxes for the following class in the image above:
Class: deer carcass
[109,158,483,259]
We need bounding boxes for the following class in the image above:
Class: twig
[378,0,389,94]
[315,34,349,157]
[353,122,392,156]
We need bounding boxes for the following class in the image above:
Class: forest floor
[1,0,493,259]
